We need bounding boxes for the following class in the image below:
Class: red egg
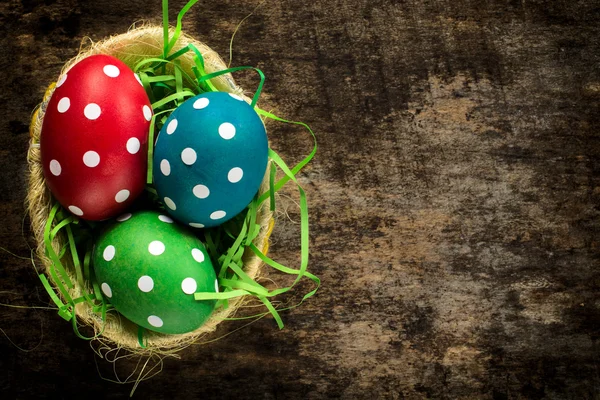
[40,54,152,220]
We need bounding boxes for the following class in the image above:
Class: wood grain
[0,0,598,398]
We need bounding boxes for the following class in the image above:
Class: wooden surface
[1,0,599,398]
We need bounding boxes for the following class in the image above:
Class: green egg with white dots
[92,210,218,334]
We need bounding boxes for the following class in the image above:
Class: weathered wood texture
[1,0,599,398]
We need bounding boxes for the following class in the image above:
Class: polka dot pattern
[103,245,115,261]
[84,103,101,120]
[103,65,120,77]
[57,97,70,113]
[158,215,173,223]
[193,184,210,199]
[164,197,176,210]
[83,151,100,168]
[143,105,152,122]
[138,275,154,292]
[218,122,236,139]
[166,119,178,135]
[191,248,205,263]
[193,98,210,109]
[160,159,171,176]
[148,315,163,328]
[210,210,226,220]
[228,167,243,183]
[152,92,268,228]
[115,189,130,203]
[101,283,112,298]
[148,240,165,256]
[41,55,153,221]
[134,73,143,86]
[56,74,67,88]
[92,211,218,334]
[127,137,141,154]
[116,213,132,222]
[181,277,197,295]
[68,205,84,216]
[181,148,197,165]
[49,160,61,176]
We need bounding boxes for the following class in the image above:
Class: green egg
[92,210,218,334]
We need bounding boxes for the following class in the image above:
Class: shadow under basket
[26,26,274,353]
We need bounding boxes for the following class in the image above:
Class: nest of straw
[26,26,273,352]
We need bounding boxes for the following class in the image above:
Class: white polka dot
[210,210,226,220]
[166,119,178,135]
[218,122,236,139]
[49,160,61,176]
[181,148,197,165]
[189,222,205,228]
[214,279,219,293]
[134,74,143,86]
[116,213,131,222]
[160,159,171,176]
[164,197,176,210]
[103,65,120,78]
[228,167,244,183]
[143,105,152,122]
[148,240,165,256]
[68,205,83,216]
[229,93,244,101]
[103,245,115,261]
[84,103,101,120]
[57,97,70,113]
[158,215,173,223]
[193,98,210,109]
[115,190,130,203]
[147,315,163,328]
[101,283,112,298]
[181,277,197,295]
[191,248,205,263]
[137,275,154,292]
[83,151,100,168]
[193,184,210,199]
[56,74,67,88]
[126,137,141,154]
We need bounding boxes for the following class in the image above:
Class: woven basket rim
[26,25,273,354]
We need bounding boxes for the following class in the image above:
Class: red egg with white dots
[40,54,152,220]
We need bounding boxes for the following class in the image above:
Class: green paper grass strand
[269,161,276,211]
[39,273,71,321]
[258,296,283,329]
[44,204,74,294]
[41,202,108,327]
[65,224,84,289]
[255,108,318,204]
[138,326,147,348]
[162,0,169,59]
[165,0,200,57]
[218,220,248,279]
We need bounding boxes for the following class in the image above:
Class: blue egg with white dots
[153,91,268,228]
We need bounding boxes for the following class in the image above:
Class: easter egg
[92,211,218,334]
[41,54,152,220]
[153,91,268,228]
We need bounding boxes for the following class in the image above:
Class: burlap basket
[26,26,273,353]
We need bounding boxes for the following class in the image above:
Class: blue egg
[153,92,268,228]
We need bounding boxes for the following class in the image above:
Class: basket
[26,26,274,352]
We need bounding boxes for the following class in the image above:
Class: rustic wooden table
[1,0,598,398]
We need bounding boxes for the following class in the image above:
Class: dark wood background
[1,0,599,398]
